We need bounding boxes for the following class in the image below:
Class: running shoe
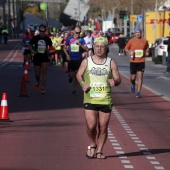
[130,85,135,93]
[35,83,39,90]
[41,88,45,94]
[136,92,141,98]
[72,90,78,96]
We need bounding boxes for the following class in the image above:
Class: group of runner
[21,24,109,95]
[21,24,149,159]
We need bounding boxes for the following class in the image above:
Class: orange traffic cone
[0,93,10,121]
[24,69,29,82]
[18,76,29,97]
[24,58,30,71]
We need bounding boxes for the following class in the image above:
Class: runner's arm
[76,59,91,92]
[108,60,121,86]
[124,40,133,56]
[28,43,36,55]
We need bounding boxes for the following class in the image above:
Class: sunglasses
[39,30,46,33]
[75,32,80,34]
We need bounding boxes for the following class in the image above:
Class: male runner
[125,27,149,98]
[76,36,121,159]
[66,26,88,96]
[29,24,53,94]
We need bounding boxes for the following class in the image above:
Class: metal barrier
[162,51,167,65]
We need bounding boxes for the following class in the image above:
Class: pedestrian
[54,32,63,66]
[61,31,69,72]
[76,36,121,159]
[29,24,53,94]
[21,31,32,66]
[49,33,56,65]
[125,27,149,98]
[117,33,126,55]
[83,30,94,58]
[23,27,34,39]
[164,35,170,74]
[65,26,88,96]
[1,27,9,44]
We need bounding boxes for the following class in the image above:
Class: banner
[63,0,90,22]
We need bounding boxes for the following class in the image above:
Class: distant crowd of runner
[21,25,110,95]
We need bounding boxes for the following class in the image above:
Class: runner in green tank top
[76,36,121,159]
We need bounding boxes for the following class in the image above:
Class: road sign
[137,15,142,22]
[130,15,137,22]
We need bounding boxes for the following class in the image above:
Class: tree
[88,0,164,21]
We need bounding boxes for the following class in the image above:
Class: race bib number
[71,44,79,52]
[135,50,143,58]
[90,82,106,98]
[37,46,46,53]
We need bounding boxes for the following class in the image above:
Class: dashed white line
[121,160,131,163]
[147,156,156,160]
[124,165,134,169]
[151,161,160,165]
[110,106,165,170]
[154,166,165,170]
[108,128,134,169]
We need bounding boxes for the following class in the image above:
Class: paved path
[0,40,169,170]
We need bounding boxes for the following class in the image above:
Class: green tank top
[84,56,113,105]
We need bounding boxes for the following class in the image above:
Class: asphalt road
[109,43,170,101]
[0,40,169,170]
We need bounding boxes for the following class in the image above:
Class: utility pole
[130,0,134,34]
[12,0,16,38]
[3,0,6,28]
[78,0,80,26]
[16,0,20,38]
[154,0,158,42]
[46,2,48,27]
[8,0,12,39]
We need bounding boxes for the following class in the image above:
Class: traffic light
[119,11,124,19]
[113,18,117,24]
[119,10,127,19]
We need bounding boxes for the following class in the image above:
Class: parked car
[151,37,168,64]
[108,27,120,33]
[108,31,122,44]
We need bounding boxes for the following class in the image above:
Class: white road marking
[0,43,20,68]
[108,128,134,169]
[154,166,165,170]
[109,106,165,170]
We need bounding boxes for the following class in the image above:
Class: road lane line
[0,43,20,68]
[111,106,165,170]
[120,73,170,101]
[108,128,134,169]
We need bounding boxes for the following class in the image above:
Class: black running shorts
[33,53,49,66]
[84,103,113,113]
[68,59,82,72]
[130,62,145,74]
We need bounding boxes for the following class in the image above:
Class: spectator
[1,27,9,44]
[117,33,126,56]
